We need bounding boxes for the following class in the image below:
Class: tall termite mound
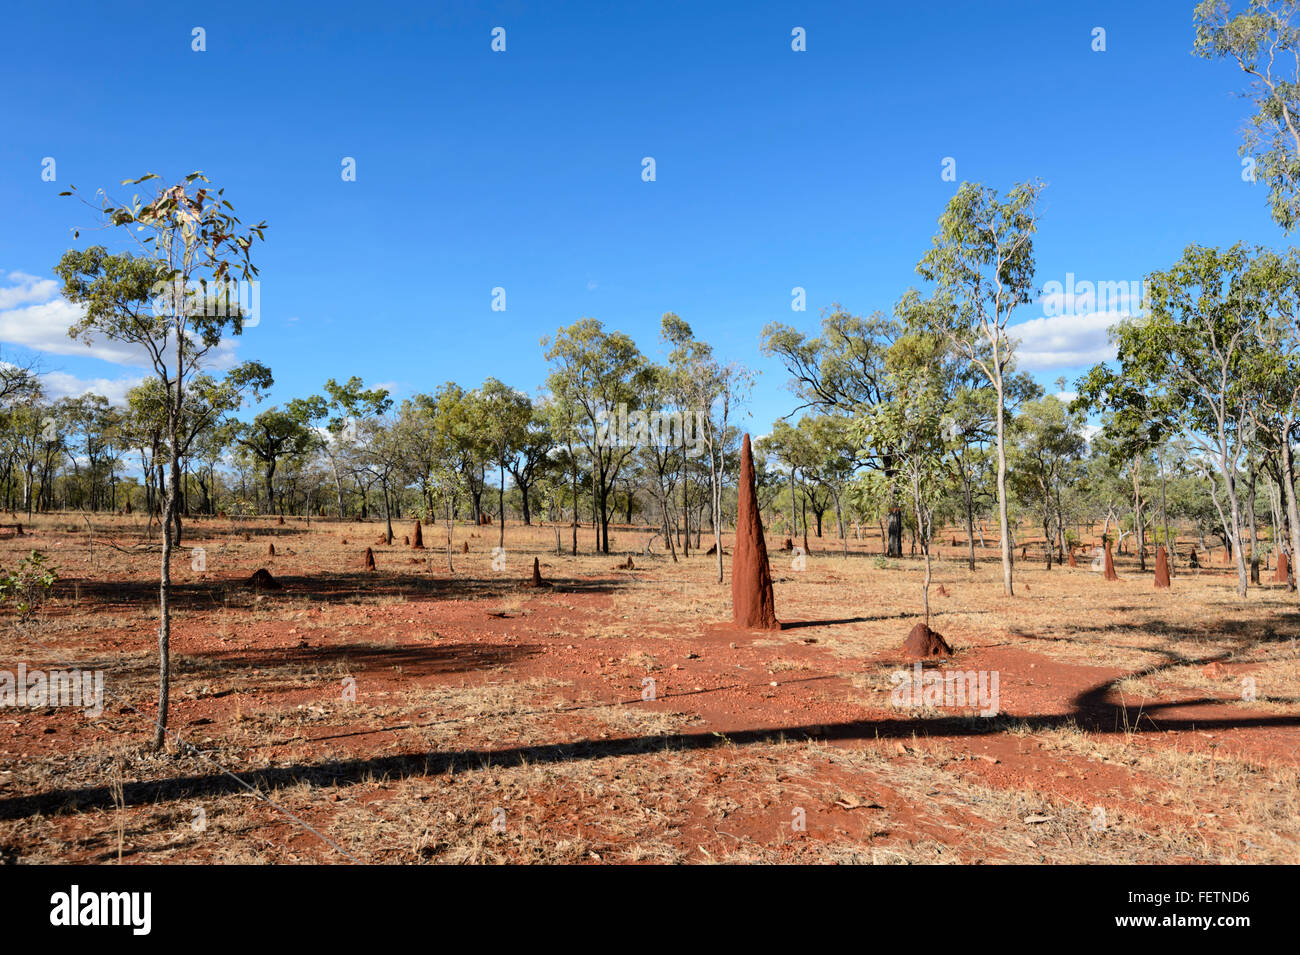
[1154,545,1170,589]
[731,434,779,630]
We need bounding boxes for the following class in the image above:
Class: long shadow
[180,641,543,679]
[4,706,1298,823]
[55,571,629,611]
[9,577,1299,827]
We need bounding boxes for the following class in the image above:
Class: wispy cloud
[39,371,146,406]
[0,270,243,370]
[1010,311,1122,371]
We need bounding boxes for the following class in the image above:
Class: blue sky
[0,0,1286,433]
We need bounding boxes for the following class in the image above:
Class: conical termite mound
[364,547,376,572]
[412,521,424,549]
[903,622,952,660]
[1275,550,1290,584]
[1154,545,1170,589]
[730,434,779,630]
[523,556,546,587]
[267,543,276,557]
[246,568,282,590]
[1103,538,1119,581]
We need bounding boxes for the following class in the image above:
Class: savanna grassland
[1,512,1296,864]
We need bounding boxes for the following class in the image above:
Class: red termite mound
[1154,545,1170,589]
[124,499,132,515]
[524,556,545,587]
[412,521,424,549]
[267,543,276,557]
[462,540,469,554]
[731,434,779,630]
[364,547,376,571]
[1103,539,1119,581]
[1067,545,1077,568]
[904,622,953,660]
[246,568,281,590]
[1275,550,1290,584]
[278,515,285,526]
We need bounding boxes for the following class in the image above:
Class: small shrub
[0,551,58,623]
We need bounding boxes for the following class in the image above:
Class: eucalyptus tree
[915,179,1045,596]
[1195,0,1300,230]
[237,399,320,515]
[507,403,555,527]
[860,330,950,625]
[477,378,534,549]
[1105,243,1264,596]
[317,376,392,517]
[663,313,752,581]
[1009,397,1086,568]
[428,382,492,524]
[542,318,650,554]
[762,304,902,554]
[1241,247,1300,586]
[1075,353,1178,571]
[56,171,265,749]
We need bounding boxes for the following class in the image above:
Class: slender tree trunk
[1281,433,1300,592]
[994,381,1014,596]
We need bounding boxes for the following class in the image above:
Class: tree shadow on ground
[4,641,1296,826]
[52,571,628,612]
[178,641,543,680]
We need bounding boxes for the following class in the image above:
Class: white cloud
[1010,311,1124,371]
[0,270,243,369]
[39,371,145,406]
[0,271,59,309]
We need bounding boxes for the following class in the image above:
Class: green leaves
[0,551,58,623]
[1195,0,1300,231]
